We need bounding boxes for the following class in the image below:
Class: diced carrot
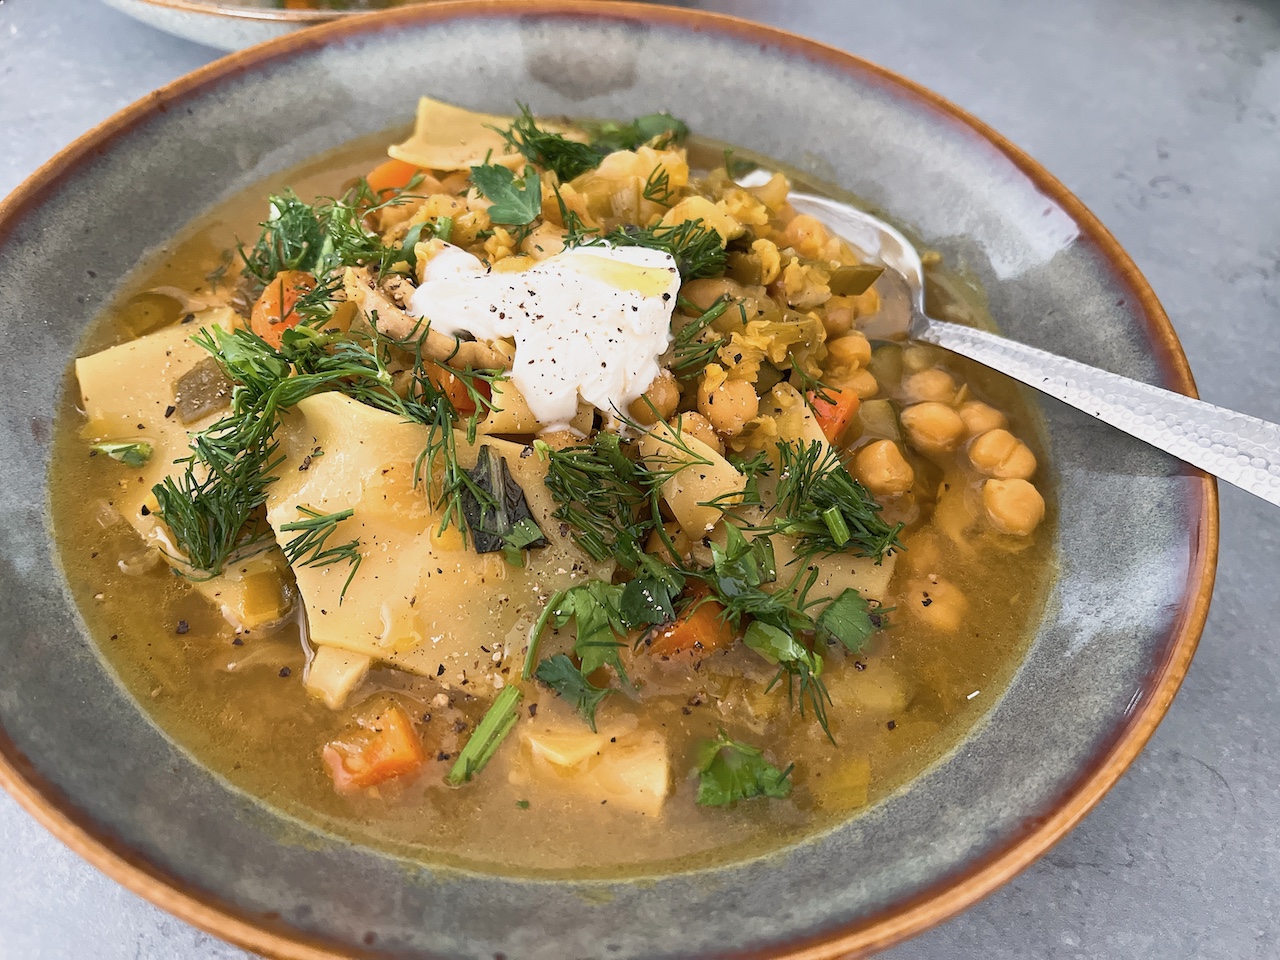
[809,388,861,443]
[250,269,315,348]
[426,362,487,416]
[646,587,736,659]
[322,702,425,793]
[366,158,427,199]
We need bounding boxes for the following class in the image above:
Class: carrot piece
[366,158,426,198]
[809,388,861,443]
[426,362,487,416]
[646,588,736,659]
[250,269,316,348]
[322,702,425,793]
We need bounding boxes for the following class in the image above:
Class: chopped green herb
[497,104,603,182]
[574,218,727,281]
[90,440,153,468]
[769,440,903,561]
[469,162,542,227]
[534,654,611,731]
[278,505,362,603]
[459,445,548,565]
[695,730,792,806]
[816,589,881,654]
[447,685,523,785]
[642,165,675,205]
[670,296,730,381]
[590,112,690,152]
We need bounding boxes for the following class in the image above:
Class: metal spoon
[754,178,1280,507]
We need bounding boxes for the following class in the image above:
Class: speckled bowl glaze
[0,4,1216,958]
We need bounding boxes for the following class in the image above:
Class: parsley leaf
[447,686,523,785]
[534,654,611,731]
[619,574,680,629]
[531,580,629,682]
[695,730,792,806]
[469,163,542,226]
[816,589,880,653]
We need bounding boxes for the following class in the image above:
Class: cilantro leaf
[469,163,542,226]
[695,730,792,806]
[816,589,880,654]
[534,654,611,731]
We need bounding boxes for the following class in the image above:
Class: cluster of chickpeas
[849,355,1046,539]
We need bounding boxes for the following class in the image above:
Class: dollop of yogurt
[407,243,681,427]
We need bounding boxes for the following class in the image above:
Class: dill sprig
[768,440,904,561]
[496,104,603,182]
[279,505,362,602]
[642,165,676,205]
[573,218,727,281]
[670,295,731,381]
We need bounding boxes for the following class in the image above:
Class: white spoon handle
[918,315,1280,505]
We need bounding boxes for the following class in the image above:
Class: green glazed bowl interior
[0,4,1215,958]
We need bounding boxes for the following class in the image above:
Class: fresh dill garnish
[695,730,793,806]
[89,440,153,467]
[589,112,690,152]
[468,162,542,228]
[769,440,903,561]
[535,431,652,569]
[642,165,675,205]
[278,505,362,602]
[497,104,603,182]
[670,295,730,381]
[573,218,727,281]
[238,191,327,288]
[447,685,523,785]
[534,653,611,731]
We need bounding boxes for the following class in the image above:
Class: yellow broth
[49,132,1055,878]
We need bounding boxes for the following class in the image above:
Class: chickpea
[844,368,880,400]
[628,370,680,426]
[697,377,758,436]
[900,402,966,454]
[900,368,957,405]
[969,428,1037,480]
[680,277,746,314]
[779,213,830,259]
[958,400,1008,437]
[853,440,915,496]
[822,296,857,338]
[826,333,873,370]
[982,479,1045,536]
[675,412,724,454]
[907,576,969,633]
[520,221,566,261]
[902,344,944,373]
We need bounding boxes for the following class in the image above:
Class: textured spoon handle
[918,316,1280,505]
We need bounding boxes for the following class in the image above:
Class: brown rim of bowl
[0,3,1219,958]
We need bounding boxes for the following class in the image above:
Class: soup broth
[50,111,1054,877]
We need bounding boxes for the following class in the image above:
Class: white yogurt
[407,243,681,426]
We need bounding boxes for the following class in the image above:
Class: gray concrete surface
[1,0,1277,956]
